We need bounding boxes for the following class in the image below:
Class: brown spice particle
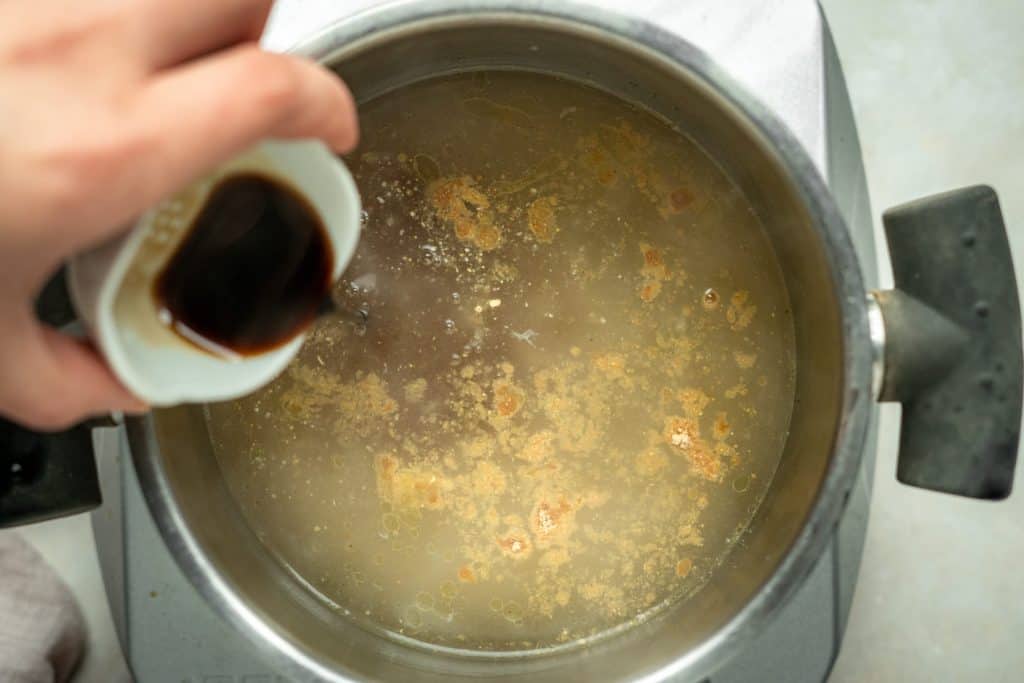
[712,412,730,440]
[593,353,627,380]
[639,280,662,303]
[518,431,554,463]
[725,383,748,399]
[493,381,525,417]
[668,187,695,212]
[530,494,578,547]
[375,453,449,510]
[726,290,757,330]
[596,167,618,186]
[428,176,503,251]
[497,528,533,560]
[527,196,559,243]
[664,417,721,481]
[734,351,757,369]
[679,388,711,418]
[640,244,669,279]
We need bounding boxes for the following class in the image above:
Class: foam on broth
[207,71,796,651]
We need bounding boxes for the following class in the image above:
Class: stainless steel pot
[4,1,1018,681]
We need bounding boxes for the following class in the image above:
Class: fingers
[122,44,357,212]
[132,0,274,69]
[0,314,146,431]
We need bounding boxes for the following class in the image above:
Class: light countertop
[15,1,1024,681]
[824,0,1024,680]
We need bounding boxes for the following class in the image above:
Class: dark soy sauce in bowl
[154,172,333,358]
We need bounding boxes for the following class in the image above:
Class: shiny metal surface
[264,0,832,175]
[867,293,887,400]
[125,2,875,681]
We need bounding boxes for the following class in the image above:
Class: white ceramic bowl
[67,140,361,406]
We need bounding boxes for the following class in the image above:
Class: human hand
[0,0,358,430]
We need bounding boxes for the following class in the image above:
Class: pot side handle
[0,418,104,528]
[0,270,104,528]
[872,185,1021,499]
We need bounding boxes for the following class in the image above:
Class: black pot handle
[0,418,105,528]
[0,269,105,528]
[873,185,1021,499]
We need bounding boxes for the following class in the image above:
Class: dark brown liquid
[154,173,333,357]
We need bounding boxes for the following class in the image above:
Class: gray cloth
[0,532,84,683]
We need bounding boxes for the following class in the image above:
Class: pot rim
[129,1,873,680]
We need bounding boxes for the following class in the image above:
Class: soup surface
[207,71,796,651]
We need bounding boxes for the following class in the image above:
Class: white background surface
[12,0,1024,681]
